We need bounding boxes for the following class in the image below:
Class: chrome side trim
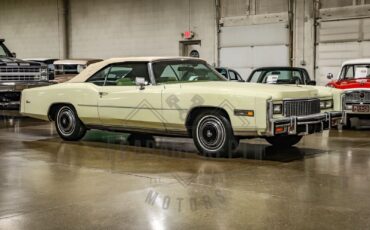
[78,104,188,111]
[85,124,188,137]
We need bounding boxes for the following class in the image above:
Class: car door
[88,62,165,131]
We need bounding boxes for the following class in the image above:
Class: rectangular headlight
[320,101,326,109]
[325,100,333,109]
[345,104,353,110]
[320,100,333,109]
[40,75,48,81]
[273,104,283,114]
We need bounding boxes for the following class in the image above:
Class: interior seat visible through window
[86,62,150,86]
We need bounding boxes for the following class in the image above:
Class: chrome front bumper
[267,111,343,136]
[342,110,370,126]
[0,81,50,91]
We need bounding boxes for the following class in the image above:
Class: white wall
[1,0,369,71]
[0,0,216,64]
[0,0,60,58]
[69,0,217,64]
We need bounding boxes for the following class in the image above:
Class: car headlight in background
[40,75,48,81]
[345,104,353,110]
[320,100,333,109]
[40,66,49,80]
[273,104,283,114]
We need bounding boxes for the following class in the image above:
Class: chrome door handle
[99,92,108,97]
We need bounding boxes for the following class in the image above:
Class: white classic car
[21,57,343,156]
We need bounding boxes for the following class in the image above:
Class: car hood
[0,56,42,66]
[328,78,370,89]
[180,82,331,100]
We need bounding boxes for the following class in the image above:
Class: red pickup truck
[326,59,370,127]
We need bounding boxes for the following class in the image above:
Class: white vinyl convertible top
[68,56,203,83]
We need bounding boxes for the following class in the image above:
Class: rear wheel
[265,135,302,148]
[192,111,239,157]
[55,105,86,141]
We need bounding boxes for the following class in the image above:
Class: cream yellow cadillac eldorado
[20,57,343,156]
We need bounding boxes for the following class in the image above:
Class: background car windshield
[153,61,224,84]
[55,65,79,75]
[255,70,303,84]
[340,65,370,79]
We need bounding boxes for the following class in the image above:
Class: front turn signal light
[234,110,254,117]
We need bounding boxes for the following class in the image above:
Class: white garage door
[219,23,290,80]
[316,18,370,86]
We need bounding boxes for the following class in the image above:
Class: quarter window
[86,62,150,86]
[345,66,354,79]
[86,67,110,86]
[229,71,237,80]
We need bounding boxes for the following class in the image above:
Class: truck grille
[283,99,321,117]
[344,91,370,103]
[0,66,41,81]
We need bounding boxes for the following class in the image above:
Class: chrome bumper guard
[0,81,51,92]
[268,111,343,136]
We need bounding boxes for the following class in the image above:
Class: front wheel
[192,111,239,157]
[265,135,302,148]
[55,105,86,141]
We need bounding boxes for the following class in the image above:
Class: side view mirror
[11,52,16,58]
[308,80,316,86]
[327,73,334,80]
[135,77,147,90]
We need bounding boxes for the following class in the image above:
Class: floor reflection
[0,115,328,164]
[2,115,370,229]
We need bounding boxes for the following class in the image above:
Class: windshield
[153,61,225,84]
[215,68,228,79]
[340,64,370,80]
[248,69,304,84]
[0,43,12,57]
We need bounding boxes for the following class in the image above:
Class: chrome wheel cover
[196,115,226,152]
[57,107,76,136]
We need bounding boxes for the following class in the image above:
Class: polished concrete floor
[1,115,370,230]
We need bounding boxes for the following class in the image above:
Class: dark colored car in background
[246,67,316,85]
[0,39,50,110]
[215,67,244,82]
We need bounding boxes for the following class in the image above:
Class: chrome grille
[0,66,41,81]
[344,91,370,103]
[283,99,321,117]
[0,75,37,81]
